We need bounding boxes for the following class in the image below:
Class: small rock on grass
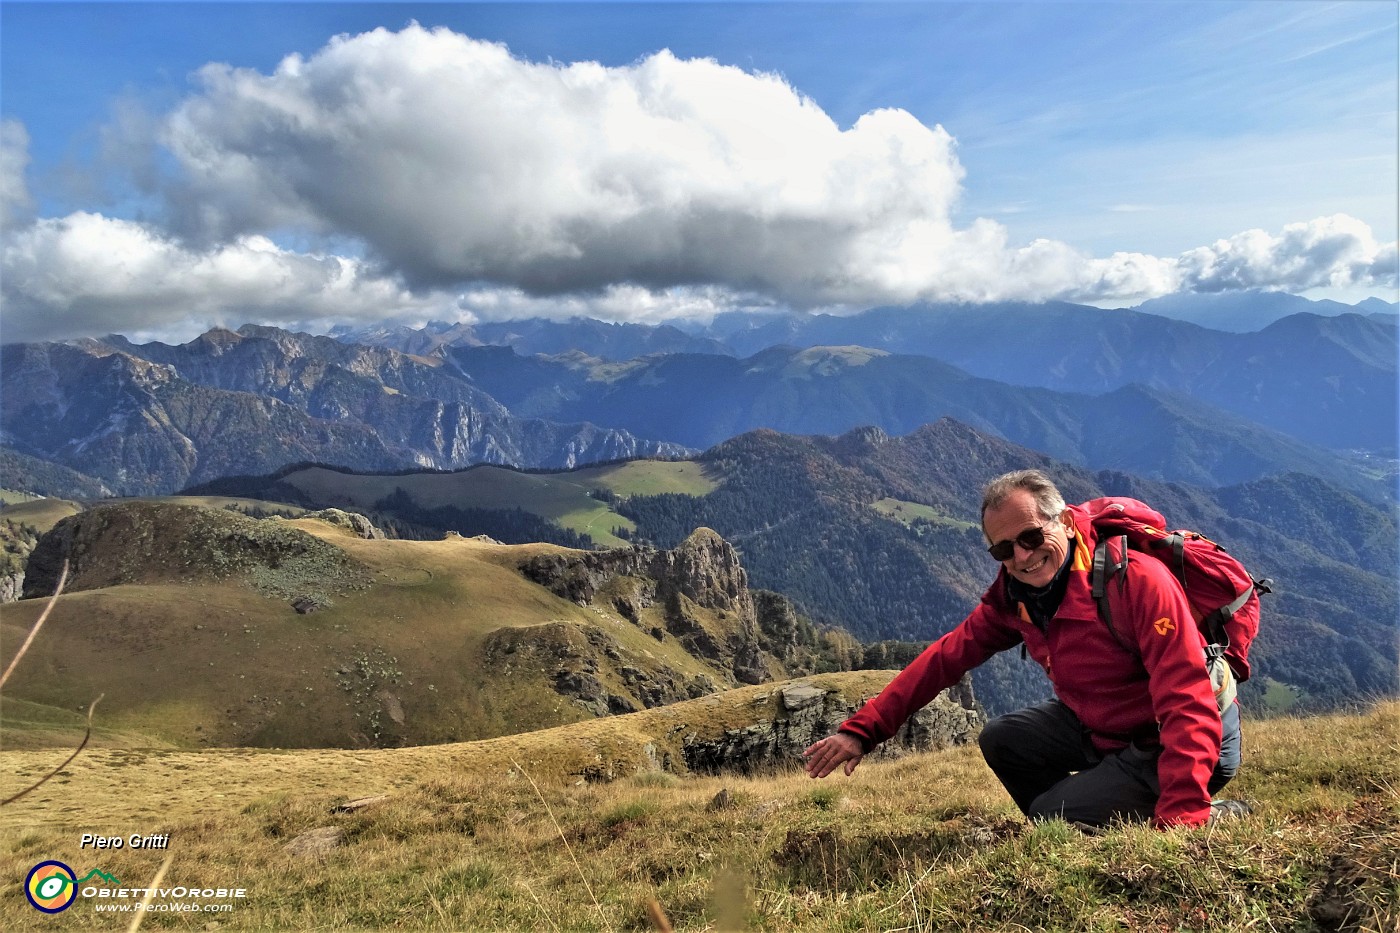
[285,826,344,857]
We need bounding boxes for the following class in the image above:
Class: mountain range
[4,301,1395,499]
[0,328,688,496]
[446,342,1379,494]
[332,290,1398,356]
[607,421,1398,716]
[1,294,1394,720]
[1128,290,1398,333]
[700,305,1398,452]
[336,298,1397,453]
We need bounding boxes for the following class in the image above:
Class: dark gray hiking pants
[977,698,1241,827]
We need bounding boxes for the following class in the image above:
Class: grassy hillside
[0,505,751,749]
[0,498,84,535]
[278,461,716,547]
[1,696,1393,931]
[869,497,976,530]
[173,430,1399,718]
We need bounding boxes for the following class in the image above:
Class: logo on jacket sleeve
[1153,617,1176,636]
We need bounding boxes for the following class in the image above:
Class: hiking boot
[1209,799,1252,822]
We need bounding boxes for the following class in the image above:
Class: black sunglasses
[986,521,1056,562]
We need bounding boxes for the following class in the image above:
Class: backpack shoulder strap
[1199,581,1259,647]
[1151,530,1188,581]
[1092,535,1134,654]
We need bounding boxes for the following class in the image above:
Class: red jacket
[838,500,1222,828]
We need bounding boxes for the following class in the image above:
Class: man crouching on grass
[802,469,1245,830]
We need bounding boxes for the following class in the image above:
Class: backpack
[1084,498,1272,707]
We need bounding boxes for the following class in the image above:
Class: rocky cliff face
[0,330,691,497]
[0,570,23,603]
[682,678,983,775]
[301,508,385,540]
[0,514,40,604]
[481,621,720,718]
[519,528,770,689]
[114,326,695,471]
[1,342,404,495]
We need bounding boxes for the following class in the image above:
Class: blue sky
[2,1,1396,342]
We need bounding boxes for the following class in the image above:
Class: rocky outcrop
[681,677,983,775]
[753,590,806,666]
[1,513,42,603]
[23,501,369,601]
[0,570,24,603]
[519,528,769,686]
[483,621,718,717]
[301,508,384,540]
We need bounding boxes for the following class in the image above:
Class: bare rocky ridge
[0,568,24,602]
[519,527,768,688]
[300,508,385,540]
[506,527,990,769]
[482,621,720,717]
[1,519,38,603]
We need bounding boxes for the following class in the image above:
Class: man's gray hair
[980,469,1066,522]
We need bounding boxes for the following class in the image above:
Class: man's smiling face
[983,488,1073,589]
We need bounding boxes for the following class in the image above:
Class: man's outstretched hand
[802,732,864,778]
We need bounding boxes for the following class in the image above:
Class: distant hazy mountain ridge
[448,341,1381,495]
[334,317,730,359]
[702,304,1398,452]
[1130,289,1398,332]
[6,297,1393,499]
[338,297,1397,453]
[1,328,690,496]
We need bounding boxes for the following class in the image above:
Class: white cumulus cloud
[1,26,1394,343]
[1176,214,1397,294]
[158,24,965,304]
[0,211,453,343]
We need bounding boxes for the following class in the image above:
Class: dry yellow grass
[2,501,1395,930]
[0,671,901,835]
[1,701,1394,931]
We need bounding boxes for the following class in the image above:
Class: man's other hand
[802,732,864,778]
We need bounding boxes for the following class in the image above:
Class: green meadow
[279,460,717,547]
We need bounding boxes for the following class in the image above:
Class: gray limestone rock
[518,527,769,685]
[303,508,384,540]
[681,677,983,776]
